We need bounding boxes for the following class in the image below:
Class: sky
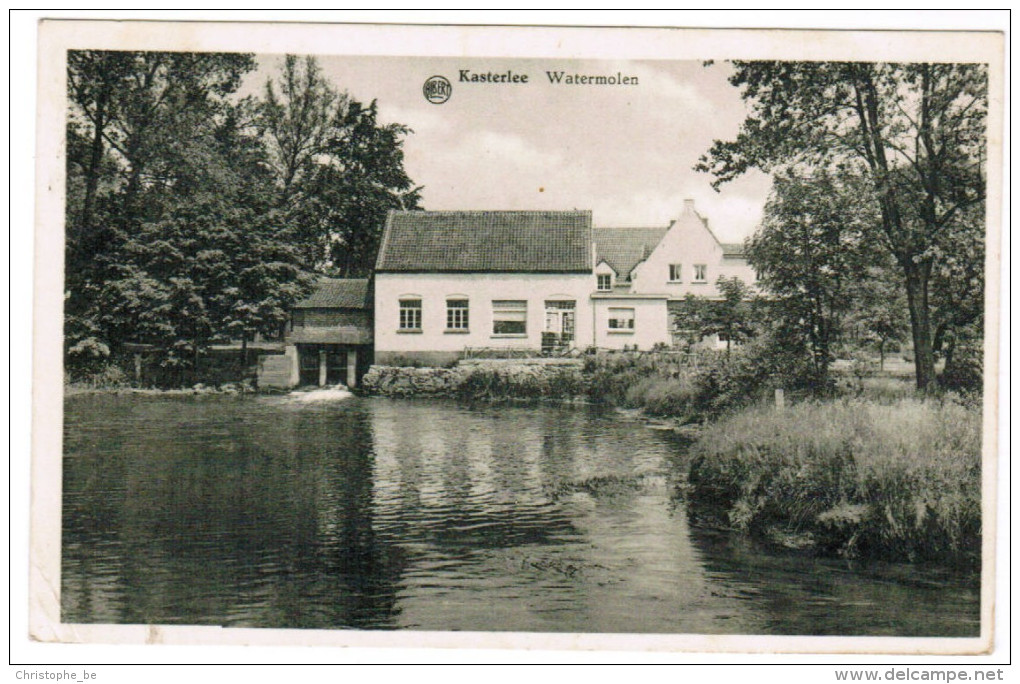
[243,55,772,243]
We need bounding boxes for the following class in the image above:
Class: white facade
[630,200,757,299]
[591,295,671,349]
[374,272,596,359]
[372,201,756,360]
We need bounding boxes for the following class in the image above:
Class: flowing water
[62,393,980,635]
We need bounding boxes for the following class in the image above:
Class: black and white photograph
[20,15,1006,666]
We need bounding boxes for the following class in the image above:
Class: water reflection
[686,527,981,637]
[62,395,979,635]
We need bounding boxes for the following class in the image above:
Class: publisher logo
[423,75,452,104]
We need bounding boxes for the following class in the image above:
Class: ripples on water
[62,394,980,635]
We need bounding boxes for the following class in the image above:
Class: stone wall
[361,365,466,396]
[257,346,298,389]
[361,360,587,399]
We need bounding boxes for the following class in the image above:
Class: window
[492,300,527,336]
[669,264,682,282]
[608,307,635,331]
[693,264,707,282]
[446,299,469,330]
[399,299,422,330]
[597,274,613,291]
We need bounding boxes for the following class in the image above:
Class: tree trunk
[904,262,937,391]
[81,102,106,241]
[943,335,957,375]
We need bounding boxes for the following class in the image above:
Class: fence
[461,346,570,360]
[460,345,707,369]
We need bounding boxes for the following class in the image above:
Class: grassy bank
[685,398,982,566]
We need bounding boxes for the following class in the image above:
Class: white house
[374,210,595,366]
[595,198,757,350]
[373,200,756,364]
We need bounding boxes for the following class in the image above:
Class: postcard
[30,18,1004,655]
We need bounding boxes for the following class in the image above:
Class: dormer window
[597,274,613,291]
[669,264,682,282]
[693,264,707,283]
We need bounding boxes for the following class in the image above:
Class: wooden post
[775,388,785,411]
[133,353,142,384]
[346,350,357,388]
[318,349,327,386]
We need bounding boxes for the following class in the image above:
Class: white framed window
[669,264,683,282]
[607,307,635,331]
[492,300,527,336]
[693,264,708,282]
[399,298,422,330]
[446,299,469,330]
[597,274,613,291]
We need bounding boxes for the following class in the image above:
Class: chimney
[683,198,695,214]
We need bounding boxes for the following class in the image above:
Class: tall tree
[260,55,341,202]
[66,50,256,306]
[747,171,880,384]
[310,98,421,276]
[64,51,314,382]
[697,62,987,390]
[258,56,422,273]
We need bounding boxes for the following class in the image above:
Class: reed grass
[686,398,982,566]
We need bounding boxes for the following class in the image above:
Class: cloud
[608,60,710,112]
[448,130,564,170]
[377,103,450,136]
[404,129,573,210]
[594,179,770,242]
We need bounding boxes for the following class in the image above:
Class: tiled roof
[294,278,370,309]
[594,227,669,280]
[376,210,593,273]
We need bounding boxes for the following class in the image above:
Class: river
[61,393,980,635]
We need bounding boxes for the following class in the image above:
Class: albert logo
[422,75,451,104]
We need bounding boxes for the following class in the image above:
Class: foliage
[748,171,886,382]
[454,365,587,401]
[671,276,756,353]
[686,398,982,565]
[260,56,422,274]
[64,52,420,384]
[583,341,820,420]
[698,61,988,391]
[845,263,910,370]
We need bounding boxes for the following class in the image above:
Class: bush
[68,362,130,389]
[363,363,587,400]
[455,364,587,400]
[624,375,698,417]
[580,340,823,421]
[686,398,982,566]
[940,340,983,395]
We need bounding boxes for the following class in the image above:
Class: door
[544,301,576,346]
[326,348,348,385]
[298,346,320,386]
